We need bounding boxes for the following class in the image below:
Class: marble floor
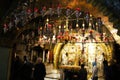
[45,63,60,80]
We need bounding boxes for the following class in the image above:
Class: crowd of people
[11,56,46,80]
[59,57,120,80]
[102,59,120,80]
[10,39,120,80]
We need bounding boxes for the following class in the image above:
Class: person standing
[91,64,98,80]
[20,56,34,80]
[78,64,87,80]
[33,57,46,80]
[11,56,23,80]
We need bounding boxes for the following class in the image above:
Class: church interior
[0,0,120,80]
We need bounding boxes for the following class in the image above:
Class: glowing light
[59,25,61,29]
[88,43,96,54]
[111,29,118,34]
[76,23,79,27]
[89,22,92,27]
[46,18,49,22]
[82,23,85,27]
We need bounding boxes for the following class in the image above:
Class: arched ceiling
[0,0,120,47]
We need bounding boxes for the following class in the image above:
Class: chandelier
[36,6,114,49]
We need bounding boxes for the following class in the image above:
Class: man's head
[37,57,42,63]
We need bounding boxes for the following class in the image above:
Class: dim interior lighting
[90,14,92,18]
[59,25,61,29]
[64,25,66,29]
[95,22,98,26]
[89,22,91,27]
[52,35,56,40]
[76,23,79,27]
[36,6,116,54]
[46,18,49,22]
[82,23,85,27]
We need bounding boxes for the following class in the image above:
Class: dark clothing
[34,62,46,80]
[108,63,118,80]
[78,67,87,80]
[11,57,23,80]
[103,60,109,80]
[64,69,79,80]
[20,62,34,80]
[92,76,98,80]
